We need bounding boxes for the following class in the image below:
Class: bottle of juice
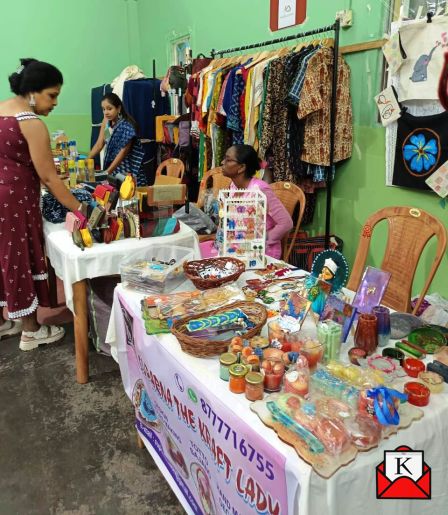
[68,159,77,188]
[77,159,86,181]
[69,140,78,160]
[87,158,95,182]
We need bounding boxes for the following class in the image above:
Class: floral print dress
[0,112,50,318]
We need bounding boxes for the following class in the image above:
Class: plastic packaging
[120,245,194,293]
[314,416,351,456]
[317,320,342,363]
[344,414,382,448]
[174,204,217,235]
[284,355,310,396]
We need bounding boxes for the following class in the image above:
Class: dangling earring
[28,94,36,108]
[118,111,123,120]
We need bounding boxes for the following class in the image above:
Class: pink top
[230,178,293,259]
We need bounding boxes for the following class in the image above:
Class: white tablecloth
[43,220,200,312]
[111,273,448,515]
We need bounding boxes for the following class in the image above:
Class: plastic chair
[155,158,185,180]
[196,167,231,209]
[347,207,447,314]
[271,181,306,262]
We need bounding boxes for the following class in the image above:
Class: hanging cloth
[392,110,448,190]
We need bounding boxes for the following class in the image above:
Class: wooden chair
[196,167,231,209]
[155,158,185,180]
[271,181,306,262]
[347,206,447,314]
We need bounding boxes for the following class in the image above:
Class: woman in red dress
[0,58,81,350]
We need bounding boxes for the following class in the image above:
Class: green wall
[1,0,446,295]
[138,0,447,296]
[0,0,142,151]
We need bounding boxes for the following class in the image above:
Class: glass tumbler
[372,305,391,348]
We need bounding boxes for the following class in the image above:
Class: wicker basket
[171,301,267,357]
[183,257,246,290]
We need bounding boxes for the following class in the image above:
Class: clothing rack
[211,19,341,249]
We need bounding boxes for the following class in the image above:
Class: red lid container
[404,381,430,407]
[403,358,425,378]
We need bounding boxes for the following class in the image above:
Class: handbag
[178,121,191,147]
[156,115,177,142]
[88,205,106,229]
[167,66,187,92]
[80,228,93,248]
[120,174,136,200]
[146,184,187,206]
[191,56,212,75]
[139,217,180,238]
[65,212,80,233]
[74,210,88,230]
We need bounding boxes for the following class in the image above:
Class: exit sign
[270,0,307,31]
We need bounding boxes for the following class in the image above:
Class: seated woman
[89,93,146,186]
[200,144,293,260]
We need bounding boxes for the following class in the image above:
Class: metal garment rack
[211,19,341,249]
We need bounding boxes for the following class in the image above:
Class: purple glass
[372,305,391,347]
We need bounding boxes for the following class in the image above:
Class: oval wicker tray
[170,301,267,357]
[183,257,246,290]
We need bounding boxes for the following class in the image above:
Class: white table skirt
[43,220,200,312]
[111,273,448,515]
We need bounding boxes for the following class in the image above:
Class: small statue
[306,258,338,315]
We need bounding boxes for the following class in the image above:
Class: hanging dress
[0,112,50,318]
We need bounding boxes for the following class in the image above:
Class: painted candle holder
[354,313,378,356]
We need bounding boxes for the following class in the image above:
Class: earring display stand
[218,189,267,270]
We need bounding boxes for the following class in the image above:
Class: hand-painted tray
[251,392,423,478]
[390,312,424,339]
[407,327,447,354]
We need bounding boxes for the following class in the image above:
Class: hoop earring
[29,94,36,108]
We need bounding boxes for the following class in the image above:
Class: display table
[111,278,448,515]
[43,220,200,383]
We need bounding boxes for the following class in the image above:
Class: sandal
[0,320,23,340]
[19,325,65,351]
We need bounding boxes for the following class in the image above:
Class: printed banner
[116,292,288,515]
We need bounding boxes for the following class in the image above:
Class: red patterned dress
[0,112,50,318]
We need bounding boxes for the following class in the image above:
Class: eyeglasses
[222,157,240,164]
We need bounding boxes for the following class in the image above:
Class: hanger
[245,49,272,69]
[321,37,334,48]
